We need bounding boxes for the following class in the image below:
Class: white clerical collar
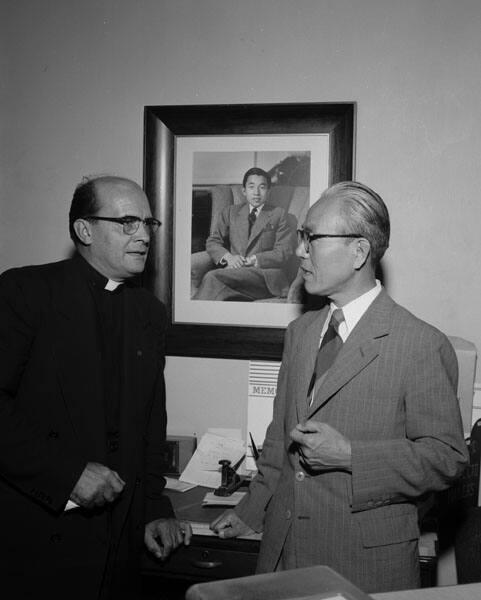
[329,280,382,341]
[104,279,123,292]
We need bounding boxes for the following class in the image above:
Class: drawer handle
[191,560,223,569]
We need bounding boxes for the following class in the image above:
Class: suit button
[295,471,305,482]
[136,350,143,357]
[48,430,59,439]
[135,477,141,487]
[286,510,292,519]
[50,533,62,543]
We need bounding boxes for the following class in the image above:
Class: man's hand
[224,253,246,269]
[290,420,352,471]
[70,462,125,509]
[144,518,192,560]
[210,509,255,539]
[244,255,257,267]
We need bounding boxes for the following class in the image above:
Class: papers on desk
[164,477,197,493]
[179,431,246,489]
[190,520,262,540]
[202,491,246,506]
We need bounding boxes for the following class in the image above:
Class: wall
[2,0,481,437]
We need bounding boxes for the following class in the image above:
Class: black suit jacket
[0,256,173,598]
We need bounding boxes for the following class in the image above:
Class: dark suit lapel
[120,288,148,454]
[308,290,394,418]
[51,260,106,460]
[246,204,272,252]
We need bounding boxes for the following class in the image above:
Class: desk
[142,486,438,596]
[142,486,259,595]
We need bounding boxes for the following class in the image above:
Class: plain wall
[2,0,481,436]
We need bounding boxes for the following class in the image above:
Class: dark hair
[321,181,390,268]
[242,167,271,188]
[68,179,100,243]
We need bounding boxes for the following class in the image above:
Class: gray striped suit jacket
[236,290,468,593]
[205,201,294,297]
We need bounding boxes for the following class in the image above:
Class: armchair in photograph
[191,184,309,302]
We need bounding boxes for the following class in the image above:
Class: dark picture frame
[143,103,355,360]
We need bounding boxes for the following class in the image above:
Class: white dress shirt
[319,280,382,345]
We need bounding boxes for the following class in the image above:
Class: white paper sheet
[202,491,246,506]
[164,477,197,492]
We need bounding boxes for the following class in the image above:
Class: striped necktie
[307,308,345,398]
[248,207,257,234]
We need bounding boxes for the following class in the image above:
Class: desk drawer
[143,539,259,581]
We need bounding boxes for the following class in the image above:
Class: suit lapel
[246,204,272,252]
[51,260,106,460]
[120,287,149,452]
[235,203,250,250]
[308,290,394,418]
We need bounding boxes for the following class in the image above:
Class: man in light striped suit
[211,181,468,593]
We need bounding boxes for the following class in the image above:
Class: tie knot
[329,308,344,332]
[248,208,257,231]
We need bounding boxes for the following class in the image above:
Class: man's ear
[353,238,371,270]
[72,218,93,246]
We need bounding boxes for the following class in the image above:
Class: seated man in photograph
[193,167,295,301]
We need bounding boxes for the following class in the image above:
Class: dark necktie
[307,308,345,398]
[248,207,257,234]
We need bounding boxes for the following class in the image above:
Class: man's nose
[296,241,308,258]
[135,220,151,241]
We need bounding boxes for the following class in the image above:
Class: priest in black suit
[0,176,191,599]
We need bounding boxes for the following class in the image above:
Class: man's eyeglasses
[84,215,162,235]
[297,229,363,253]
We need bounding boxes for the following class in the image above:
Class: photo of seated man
[193,167,296,301]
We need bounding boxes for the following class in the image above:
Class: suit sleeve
[254,208,295,269]
[350,330,469,512]
[144,299,175,522]
[235,325,293,531]
[0,269,86,512]
[205,207,232,265]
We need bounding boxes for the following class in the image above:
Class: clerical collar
[104,279,123,292]
[74,254,125,292]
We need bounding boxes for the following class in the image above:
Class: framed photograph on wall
[143,103,355,360]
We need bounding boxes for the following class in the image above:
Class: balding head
[69,176,145,245]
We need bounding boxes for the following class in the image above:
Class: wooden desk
[142,486,259,594]
[141,486,438,595]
